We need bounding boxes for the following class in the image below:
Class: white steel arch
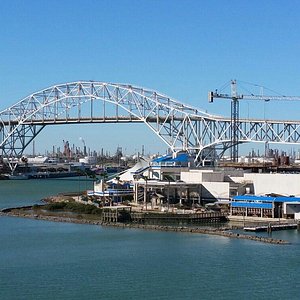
[1,81,300,170]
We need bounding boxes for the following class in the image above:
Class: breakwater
[1,208,289,245]
[1,209,102,225]
[102,222,289,245]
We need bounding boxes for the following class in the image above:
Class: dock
[244,223,298,232]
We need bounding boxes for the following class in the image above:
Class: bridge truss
[1,81,300,171]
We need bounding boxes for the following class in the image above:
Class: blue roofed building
[230,194,300,219]
[149,151,192,181]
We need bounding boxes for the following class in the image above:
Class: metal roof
[233,195,300,203]
[152,153,189,163]
[231,201,273,209]
[152,154,172,163]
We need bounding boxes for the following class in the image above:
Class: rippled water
[1,179,300,299]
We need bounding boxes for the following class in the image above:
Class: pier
[101,206,132,223]
[101,207,227,224]
[244,223,298,232]
[130,211,226,224]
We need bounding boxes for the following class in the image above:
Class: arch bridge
[1,81,300,171]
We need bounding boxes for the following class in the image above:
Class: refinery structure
[2,80,300,222]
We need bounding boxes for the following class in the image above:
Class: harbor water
[1,179,300,299]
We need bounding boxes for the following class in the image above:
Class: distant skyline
[2,0,300,155]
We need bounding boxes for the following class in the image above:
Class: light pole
[144,176,148,210]
[78,170,81,201]
[167,179,170,212]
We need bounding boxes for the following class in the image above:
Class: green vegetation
[44,202,67,210]
[43,202,102,215]
[32,204,42,210]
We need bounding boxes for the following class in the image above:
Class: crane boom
[209,91,300,102]
[240,95,300,101]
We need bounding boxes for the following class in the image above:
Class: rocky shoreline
[102,222,290,245]
[1,208,290,245]
[1,210,102,225]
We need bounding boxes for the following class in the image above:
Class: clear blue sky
[1,0,300,156]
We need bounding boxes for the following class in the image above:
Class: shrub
[43,201,102,215]
[44,202,67,210]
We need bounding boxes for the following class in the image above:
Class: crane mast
[208,80,300,162]
[230,80,240,162]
